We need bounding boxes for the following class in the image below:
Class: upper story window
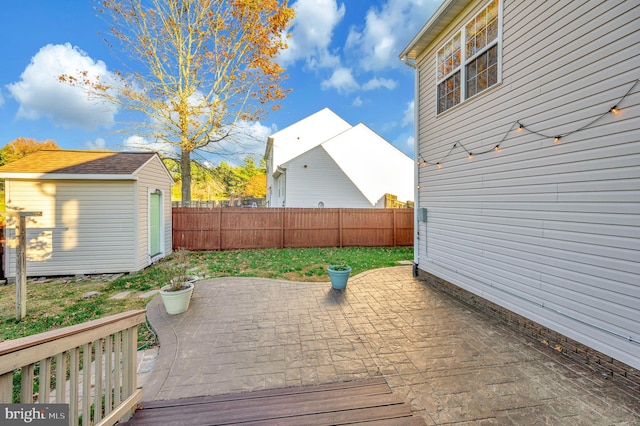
[437,0,500,114]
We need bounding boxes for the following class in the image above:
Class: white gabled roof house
[401,0,640,383]
[265,108,414,208]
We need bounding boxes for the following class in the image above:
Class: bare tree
[61,0,294,202]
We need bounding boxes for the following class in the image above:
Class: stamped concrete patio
[141,265,640,424]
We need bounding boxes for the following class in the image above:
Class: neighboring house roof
[0,150,173,181]
[265,108,352,169]
[283,123,414,205]
[399,0,469,61]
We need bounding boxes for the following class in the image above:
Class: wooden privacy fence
[172,208,414,251]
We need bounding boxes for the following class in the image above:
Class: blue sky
[0,0,440,165]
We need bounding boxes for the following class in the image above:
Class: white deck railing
[0,309,147,426]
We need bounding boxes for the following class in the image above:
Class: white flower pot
[160,282,195,314]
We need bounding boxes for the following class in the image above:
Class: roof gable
[0,150,162,179]
[267,108,352,167]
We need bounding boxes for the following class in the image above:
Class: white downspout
[403,55,420,277]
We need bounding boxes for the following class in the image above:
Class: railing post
[39,357,51,402]
[105,336,113,417]
[0,372,12,402]
[55,352,66,405]
[20,364,34,402]
[82,342,92,426]
[94,338,104,424]
[70,347,80,426]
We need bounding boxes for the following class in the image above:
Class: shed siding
[134,156,173,270]
[415,0,639,369]
[284,147,372,208]
[5,179,137,276]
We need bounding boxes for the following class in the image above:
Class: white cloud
[346,0,439,71]
[362,77,398,91]
[402,100,414,126]
[406,135,414,150]
[7,43,118,129]
[393,132,415,157]
[352,96,363,107]
[278,0,345,69]
[209,120,276,164]
[321,67,359,93]
[123,135,154,152]
[86,138,107,150]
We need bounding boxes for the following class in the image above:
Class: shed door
[150,192,162,257]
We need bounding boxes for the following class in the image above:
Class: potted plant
[327,264,351,290]
[159,250,197,314]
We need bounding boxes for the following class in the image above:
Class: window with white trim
[437,0,500,114]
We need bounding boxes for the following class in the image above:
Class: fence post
[281,209,285,248]
[218,208,222,250]
[339,209,343,248]
[393,209,397,247]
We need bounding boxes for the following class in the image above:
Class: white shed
[0,150,173,277]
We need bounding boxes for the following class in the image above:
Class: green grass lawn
[0,247,413,346]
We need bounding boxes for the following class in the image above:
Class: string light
[416,79,638,170]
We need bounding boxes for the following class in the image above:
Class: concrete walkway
[141,266,640,425]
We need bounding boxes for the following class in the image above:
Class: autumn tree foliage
[244,174,266,198]
[0,137,60,166]
[61,0,294,203]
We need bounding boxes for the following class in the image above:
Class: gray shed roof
[0,150,170,180]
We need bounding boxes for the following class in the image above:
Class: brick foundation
[416,269,640,392]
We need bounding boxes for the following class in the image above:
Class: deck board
[123,379,426,425]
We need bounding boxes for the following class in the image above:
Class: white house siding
[414,0,639,369]
[283,146,372,208]
[5,179,138,276]
[134,156,173,270]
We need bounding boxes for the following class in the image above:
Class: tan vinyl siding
[134,156,173,270]
[5,179,137,276]
[415,0,639,369]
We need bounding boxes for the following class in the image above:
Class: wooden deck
[123,378,426,425]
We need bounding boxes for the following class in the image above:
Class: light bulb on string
[610,106,618,114]
[494,145,500,152]
[437,162,442,169]
[554,136,561,143]
[468,153,473,159]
